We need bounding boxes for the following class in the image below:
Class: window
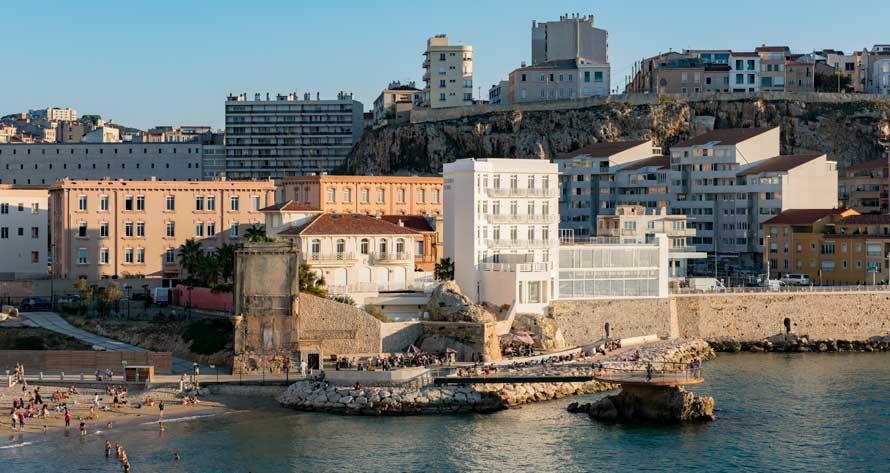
[207,196,215,210]
[207,221,216,236]
[0,227,6,238]
[360,238,369,255]
[594,71,603,82]
[397,188,406,203]
[821,242,836,255]
[396,238,405,255]
[136,195,145,211]
[196,222,204,237]
[196,196,204,211]
[166,222,175,237]
[136,248,145,263]
[136,222,144,237]
[30,251,39,264]
[417,240,424,256]
[0,204,6,214]
[31,227,38,238]
[432,189,440,204]
[336,239,346,255]
[417,189,425,203]
[230,196,240,211]
[17,227,23,237]
[343,188,351,202]
[79,195,88,211]
[377,188,385,203]
[584,71,590,82]
[100,222,109,238]
[379,239,388,254]
[166,195,175,211]
[361,188,369,203]
[78,222,87,238]
[31,202,39,214]
[230,222,239,237]
[125,222,134,237]
[311,239,321,255]
[125,248,134,264]
[124,195,133,211]
[78,248,88,265]
[252,195,261,210]
[165,248,176,264]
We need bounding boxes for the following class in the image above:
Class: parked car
[18,297,52,312]
[57,294,81,304]
[762,280,786,290]
[687,277,726,292]
[781,274,811,286]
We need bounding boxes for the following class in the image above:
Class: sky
[2,0,889,130]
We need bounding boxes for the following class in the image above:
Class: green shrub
[12,336,46,350]
[363,305,388,322]
[181,319,234,355]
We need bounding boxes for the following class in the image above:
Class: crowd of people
[333,351,451,372]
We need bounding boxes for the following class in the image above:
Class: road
[23,311,207,374]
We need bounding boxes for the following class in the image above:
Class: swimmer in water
[105,440,112,457]
[174,452,181,461]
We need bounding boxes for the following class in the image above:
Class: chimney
[316,91,320,101]
[397,219,404,227]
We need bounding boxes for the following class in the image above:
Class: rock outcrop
[568,385,715,423]
[345,96,890,176]
[511,313,568,351]
[425,281,496,323]
[708,333,890,353]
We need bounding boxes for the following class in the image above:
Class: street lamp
[49,243,56,311]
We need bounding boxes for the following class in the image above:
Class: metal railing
[671,284,890,295]
[485,213,559,224]
[485,238,559,248]
[479,262,553,272]
[484,187,558,198]
[593,361,702,384]
[370,251,411,263]
[306,252,355,262]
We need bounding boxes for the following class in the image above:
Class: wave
[140,413,219,425]
[0,441,35,450]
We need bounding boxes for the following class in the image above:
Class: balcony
[479,261,553,272]
[305,252,356,265]
[485,239,559,249]
[485,214,559,224]
[370,252,412,264]
[484,187,558,198]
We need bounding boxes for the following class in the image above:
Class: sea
[2,352,889,472]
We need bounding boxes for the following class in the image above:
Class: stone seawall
[278,339,713,416]
[549,298,673,346]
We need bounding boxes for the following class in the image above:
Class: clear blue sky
[2,0,888,130]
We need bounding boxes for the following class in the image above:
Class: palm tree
[244,224,267,242]
[195,252,220,285]
[298,263,327,297]
[435,257,454,281]
[178,239,204,281]
[216,243,236,282]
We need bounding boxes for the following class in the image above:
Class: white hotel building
[445,158,668,315]
[0,185,49,279]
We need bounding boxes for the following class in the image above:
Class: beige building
[83,126,121,143]
[422,35,473,108]
[756,45,790,92]
[372,81,421,125]
[531,14,608,66]
[596,205,704,278]
[49,178,275,282]
[840,158,888,214]
[507,58,610,102]
[278,175,443,217]
[0,185,49,279]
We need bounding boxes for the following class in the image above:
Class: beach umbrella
[407,344,421,354]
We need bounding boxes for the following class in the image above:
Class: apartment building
[278,175,443,216]
[49,178,275,282]
[0,185,49,279]
[507,58,610,102]
[224,91,364,178]
[756,46,790,92]
[596,205,704,278]
[839,158,888,214]
[531,14,608,65]
[556,140,663,237]
[729,52,759,92]
[30,108,78,122]
[488,80,510,105]
[84,126,121,143]
[0,142,204,185]
[422,35,473,109]
[670,127,838,264]
[826,46,890,94]
[763,209,890,284]
[444,158,560,313]
[372,81,421,125]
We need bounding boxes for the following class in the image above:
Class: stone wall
[298,294,383,355]
[416,321,501,362]
[549,298,673,346]
[0,350,172,375]
[380,321,424,353]
[675,291,890,341]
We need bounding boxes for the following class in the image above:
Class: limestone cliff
[345,96,890,175]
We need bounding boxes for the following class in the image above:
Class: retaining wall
[549,298,673,346]
[0,350,172,375]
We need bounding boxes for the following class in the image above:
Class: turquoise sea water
[2,353,889,472]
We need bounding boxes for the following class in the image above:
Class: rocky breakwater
[709,334,890,353]
[278,338,715,416]
[278,382,503,415]
[568,386,715,423]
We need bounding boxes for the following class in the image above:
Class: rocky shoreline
[708,334,890,353]
[278,338,715,416]
[568,385,715,424]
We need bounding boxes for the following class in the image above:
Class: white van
[781,274,810,286]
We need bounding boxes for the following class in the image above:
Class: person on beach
[64,408,71,429]
[10,410,17,432]
[646,363,654,382]
[80,421,86,436]
[158,400,165,420]
[18,411,25,431]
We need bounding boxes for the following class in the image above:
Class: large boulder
[570,385,714,424]
[425,281,496,323]
[512,313,567,351]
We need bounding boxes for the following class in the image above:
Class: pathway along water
[2,352,889,472]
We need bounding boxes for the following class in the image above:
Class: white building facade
[422,35,473,109]
[0,185,49,279]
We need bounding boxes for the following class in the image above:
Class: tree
[96,283,123,318]
[178,239,204,281]
[244,224,276,243]
[435,257,455,281]
[73,279,93,316]
[217,243,236,282]
[298,263,327,297]
[815,73,852,92]
[194,251,220,285]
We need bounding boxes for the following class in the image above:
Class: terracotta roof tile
[737,154,823,176]
[839,214,890,224]
[379,215,435,232]
[615,155,669,172]
[298,213,421,236]
[764,208,851,225]
[557,140,649,159]
[260,200,320,212]
[846,158,888,173]
[673,127,775,148]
